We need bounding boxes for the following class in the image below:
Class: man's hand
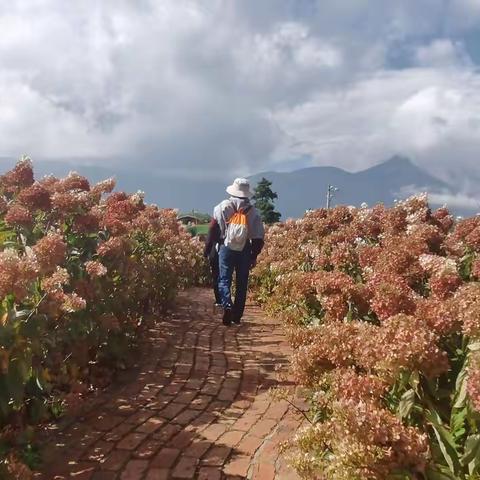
[250,257,257,269]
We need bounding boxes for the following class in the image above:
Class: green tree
[253,177,281,224]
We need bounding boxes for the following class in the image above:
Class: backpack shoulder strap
[226,201,241,225]
[228,199,238,214]
[239,205,252,215]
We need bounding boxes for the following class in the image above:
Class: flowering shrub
[251,198,480,479]
[0,158,204,476]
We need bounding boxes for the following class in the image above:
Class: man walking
[204,178,265,325]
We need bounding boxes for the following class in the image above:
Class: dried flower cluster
[0,158,205,472]
[251,196,480,479]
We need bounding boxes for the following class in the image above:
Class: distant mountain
[0,156,476,218]
[0,157,229,215]
[250,155,469,218]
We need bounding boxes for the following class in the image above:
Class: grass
[188,224,209,236]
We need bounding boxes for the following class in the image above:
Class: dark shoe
[231,315,241,325]
[222,308,232,326]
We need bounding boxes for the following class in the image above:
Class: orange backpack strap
[227,203,251,220]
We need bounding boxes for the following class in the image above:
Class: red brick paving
[35,289,302,479]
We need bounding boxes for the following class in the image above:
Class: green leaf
[425,465,458,480]
[20,314,46,339]
[462,434,480,475]
[468,342,480,352]
[467,403,480,425]
[345,301,353,322]
[35,376,44,393]
[0,323,15,349]
[28,398,47,424]
[455,364,469,409]
[311,410,323,424]
[409,371,420,394]
[24,375,44,397]
[398,389,415,419]
[425,407,461,476]
[459,250,475,279]
[451,407,467,442]
[7,357,28,404]
[0,376,11,420]
[1,240,19,249]
[13,309,30,321]
[387,473,413,480]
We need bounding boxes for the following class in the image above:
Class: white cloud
[414,39,471,67]
[0,1,283,175]
[447,0,480,29]
[397,185,480,211]
[244,22,342,73]
[429,191,480,210]
[0,0,479,184]
[271,67,480,193]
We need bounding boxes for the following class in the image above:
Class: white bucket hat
[226,178,253,198]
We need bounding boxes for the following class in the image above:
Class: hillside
[0,156,475,218]
[249,156,467,218]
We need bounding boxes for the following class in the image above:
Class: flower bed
[251,197,480,479]
[0,159,204,477]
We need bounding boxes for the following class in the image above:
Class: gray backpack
[224,205,251,251]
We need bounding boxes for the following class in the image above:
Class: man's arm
[251,238,265,258]
[204,219,220,258]
[249,209,265,265]
[250,238,265,268]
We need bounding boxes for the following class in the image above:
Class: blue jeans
[218,244,251,319]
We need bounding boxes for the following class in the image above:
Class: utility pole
[326,184,338,209]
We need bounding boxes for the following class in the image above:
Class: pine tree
[253,177,281,224]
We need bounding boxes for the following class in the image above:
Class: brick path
[35,288,303,480]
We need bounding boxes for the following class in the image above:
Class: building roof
[178,214,200,223]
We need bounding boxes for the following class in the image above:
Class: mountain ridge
[0,156,475,218]
[248,155,458,218]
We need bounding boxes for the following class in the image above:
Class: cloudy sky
[1,0,480,188]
